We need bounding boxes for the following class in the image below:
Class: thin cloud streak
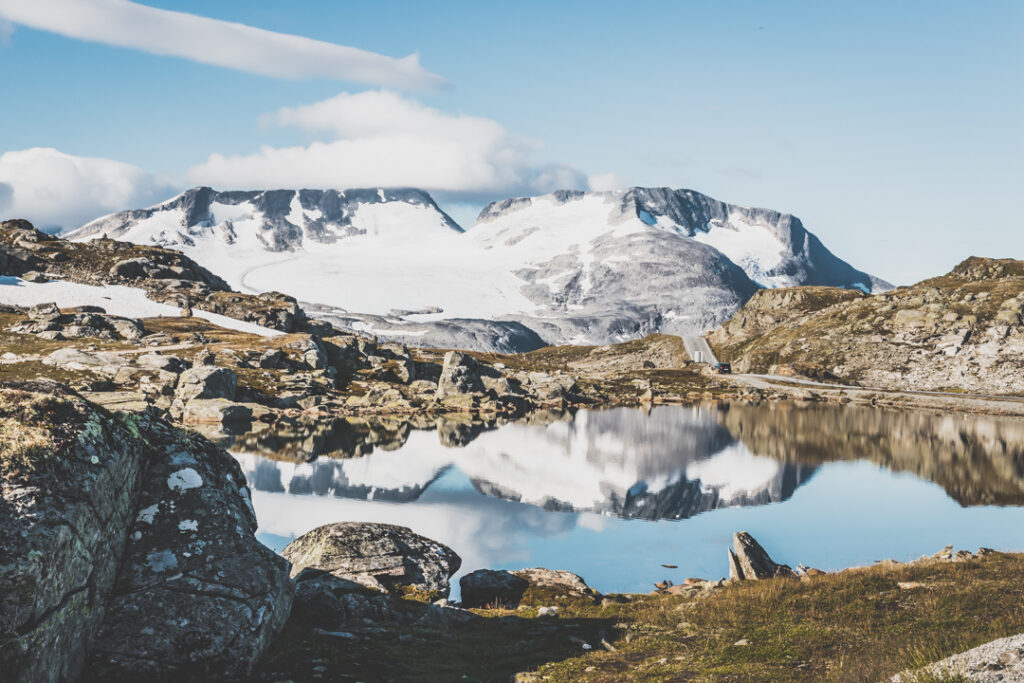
[0,0,445,89]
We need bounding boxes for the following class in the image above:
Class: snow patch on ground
[0,277,283,337]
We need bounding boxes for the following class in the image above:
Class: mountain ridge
[68,185,889,351]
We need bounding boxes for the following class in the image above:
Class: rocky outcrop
[436,351,486,400]
[9,302,147,341]
[711,257,1024,394]
[0,382,147,682]
[727,531,797,581]
[0,381,292,682]
[459,569,530,609]
[282,522,462,599]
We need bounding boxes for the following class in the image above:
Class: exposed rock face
[282,522,462,598]
[728,531,797,581]
[290,568,400,631]
[459,568,600,609]
[0,382,147,682]
[85,415,293,680]
[0,381,292,682]
[711,258,1024,394]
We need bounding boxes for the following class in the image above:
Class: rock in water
[282,522,462,599]
[728,531,797,581]
[84,413,293,680]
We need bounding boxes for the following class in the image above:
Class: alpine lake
[212,402,1024,599]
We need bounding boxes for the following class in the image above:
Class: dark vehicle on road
[713,362,732,374]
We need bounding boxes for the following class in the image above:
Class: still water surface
[224,403,1024,598]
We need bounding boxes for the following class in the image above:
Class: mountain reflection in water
[230,407,818,520]
[221,403,1024,595]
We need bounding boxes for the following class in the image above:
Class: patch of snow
[178,519,199,532]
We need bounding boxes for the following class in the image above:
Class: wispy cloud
[188,91,588,200]
[0,0,445,89]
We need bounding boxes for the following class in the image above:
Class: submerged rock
[282,522,462,599]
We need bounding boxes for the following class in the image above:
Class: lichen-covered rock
[291,568,401,630]
[84,414,293,681]
[282,522,461,599]
[0,381,293,683]
[0,382,147,683]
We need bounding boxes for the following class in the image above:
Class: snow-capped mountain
[70,186,888,350]
[232,406,817,520]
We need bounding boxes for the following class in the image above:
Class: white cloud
[588,172,623,192]
[187,90,588,200]
[0,147,176,231]
[0,0,444,89]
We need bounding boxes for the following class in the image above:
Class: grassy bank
[258,552,1024,682]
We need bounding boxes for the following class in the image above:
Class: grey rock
[182,398,253,425]
[175,366,237,402]
[436,351,485,399]
[0,382,147,683]
[282,522,462,598]
[85,414,293,680]
[728,531,797,581]
[135,353,184,373]
[291,568,401,630]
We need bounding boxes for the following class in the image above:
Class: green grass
[257,553,1024,682]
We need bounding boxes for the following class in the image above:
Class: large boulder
[181,398,253,425]
[283,522,461,599]
[85,415,293,680]
[175,366,237,402]
[436,351,485,400]
[728,531,797,581]
[0,382,147,682]
[290,568,401,630]
[0,381,293,683]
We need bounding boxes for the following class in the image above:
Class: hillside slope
[709,257,1024,394]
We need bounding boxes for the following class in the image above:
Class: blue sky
[0,0,1021,284]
